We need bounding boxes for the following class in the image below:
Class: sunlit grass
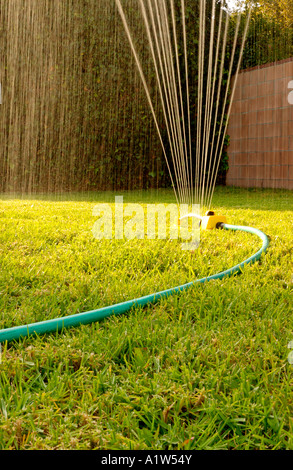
[0,187,292,450]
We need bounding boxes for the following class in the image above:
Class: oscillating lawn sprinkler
[179,210,227,230]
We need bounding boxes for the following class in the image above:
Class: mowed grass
[0,187,292,450]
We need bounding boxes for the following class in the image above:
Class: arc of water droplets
[205,6,251,211]
[115,0,251,213]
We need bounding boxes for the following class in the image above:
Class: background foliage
[242,0,293,68]
[0,0,292,194]
[0,0,167,193]
[0,0,233,194]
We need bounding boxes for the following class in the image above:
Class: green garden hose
[0,223,269,343]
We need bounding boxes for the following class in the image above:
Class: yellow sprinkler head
[178,211,227,231]
[201,211,227,230]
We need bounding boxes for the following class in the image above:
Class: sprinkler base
[201,211,227,230]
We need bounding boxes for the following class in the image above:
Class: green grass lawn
[0,186,292,450]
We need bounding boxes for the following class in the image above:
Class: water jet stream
[115,0,252,211]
